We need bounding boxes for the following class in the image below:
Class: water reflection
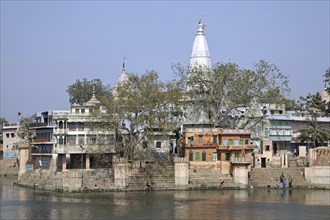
[1,178,329,220]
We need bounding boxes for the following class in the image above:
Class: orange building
[217,128,254,162]
[183,127,220,162]
[183,127,254,163]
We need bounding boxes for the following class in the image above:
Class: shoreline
[8,176,329,193]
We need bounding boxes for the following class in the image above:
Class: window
[11,133,15,138]
[81,109,85,113]
[58,137,62,145]
[245,139,249,145]
[212,152,217,161]
[156,141,161,148]
[87,136,97,145]
[67,136,76,145]
[198,135,203,145]
[78,136,84,145]
[225,152,230,161]
[195,152,200,161]
[213,135,217,144]
[59,121,64,129]
[265,145,270,151]
[75,109,79,113]
[68,123,75,131]
[239,140,244,145]
[228,139,234,145]
[188,136,194,145]
[77,123,84,131]
[222,139,228,145]
[202,152,206,161]
[234,139,239,145]
[234,152,239,158]
[6,133,9,138]
[189,152,193,161]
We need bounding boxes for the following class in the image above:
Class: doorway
[261,157,266,168]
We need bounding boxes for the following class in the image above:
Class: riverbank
[2,179,330,220]
[10,173,330,193]
[2,159,329,192]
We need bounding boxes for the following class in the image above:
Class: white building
[52,88,115,170]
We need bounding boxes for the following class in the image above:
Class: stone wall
[174,157,188,186]
[305,166,330,186]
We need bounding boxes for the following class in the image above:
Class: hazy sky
[1,1,329,122]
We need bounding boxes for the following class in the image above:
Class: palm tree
[298,116,330,148]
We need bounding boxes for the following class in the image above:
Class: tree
[298,117,330,148]
[0,117,9,128]
[16,115,36,144]
[102,70,183,160]
[66,78,112,105]
[174,60,290,128]
[282,98,299,112]
[298,92,329,116]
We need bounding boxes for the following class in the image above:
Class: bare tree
[102,70,183,161]
[174,60,290,128]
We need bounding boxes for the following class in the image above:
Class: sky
[1,1,329,122]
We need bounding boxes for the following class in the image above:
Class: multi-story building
[182,126,254,174]
[30,111,56,170]
[52,90,115,170]
[255,112,330,168]
[183,126,220,162]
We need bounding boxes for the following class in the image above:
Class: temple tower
[189,20,212,69]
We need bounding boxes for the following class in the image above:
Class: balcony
[30,122,54,128]
[31,146,53,154]
[217,145,254,151]
[221,129,251,134]
[32,138,50,143]
[55,144,115,154]
[230,156,252,165]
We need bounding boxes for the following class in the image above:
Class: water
[1,178,329,220]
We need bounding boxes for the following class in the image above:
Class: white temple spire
[116,57,128,86]
[189,20,211,69]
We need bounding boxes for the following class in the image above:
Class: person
[283,177,286,188]
[294,149,297,157]
[280,173,284,184]
[144,182,151,191]
[288,176,293,188]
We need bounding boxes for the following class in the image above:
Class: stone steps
[126,163,175,190]
[188,168,233,186]
[249,167,309,188]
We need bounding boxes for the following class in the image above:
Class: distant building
[2,123,19,160]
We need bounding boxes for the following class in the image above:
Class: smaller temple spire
[92,85,96,95]
[84,84,101,106]
[118,57,128,83]
[113,59,129,97]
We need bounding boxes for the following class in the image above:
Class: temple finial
[122,56,127,69]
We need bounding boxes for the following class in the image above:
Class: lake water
[1,178,329,220]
